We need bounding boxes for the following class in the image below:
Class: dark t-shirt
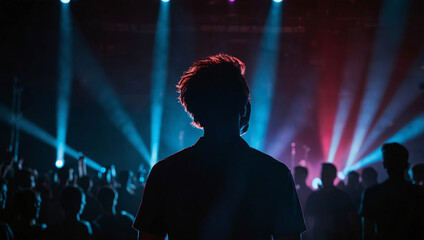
[92,212,137,240]
[360,179,424,240]
[44,218,92,240]
[133,137,306,240]
[304,187,355,240]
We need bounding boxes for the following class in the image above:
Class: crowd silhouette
[0,54,423,240]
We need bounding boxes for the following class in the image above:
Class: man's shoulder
[246,146,290,173]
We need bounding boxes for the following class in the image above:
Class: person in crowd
[79,176,100,221]
[10,189,44,240]
[44,186,92,240]
[360,143,424,240]
[305,163,360,240]
[411,163,424,186]
[294,166,313,210]
[133,54,306,240]
[361,167,378,191]
[92,186,136,240]
[13,170,35,190]
[0,178,13,240]
[116,170,138,216]
[344,171,363,211]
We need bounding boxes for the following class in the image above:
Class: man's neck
[203,120,240,142]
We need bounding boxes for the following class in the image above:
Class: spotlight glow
[338,172,345,180]
[150,1,171,167]
[312,177,322,190]
[57,2,73,169]
[346,112,424,173]
[74,32,151,167]
[0,104,104,171]
[246,2,283,150]
[161,0,169,2]
[55,159,65,168]
[60,0,70,4]
[273,0,283,3]
[344,0,411,171]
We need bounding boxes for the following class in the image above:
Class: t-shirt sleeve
[272,168,307,237]
[133,162,167,236]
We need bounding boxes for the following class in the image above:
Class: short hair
[382,142,409,170]
[322,163,337,179]
[177,54,250,134]
[294,166,308,177]
[97,186,117,209]
[61,186,85,215]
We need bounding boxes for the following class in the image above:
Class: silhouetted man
[305,163,360,240]
[294,166,312,210]
[45,186,92,240]
[133,54,306,240]
[93,186,136,240]
[344,171,363,211]
[360,143,424,240]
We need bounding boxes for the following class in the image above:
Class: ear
[240,101,251,135]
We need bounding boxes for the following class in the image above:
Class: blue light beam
[73,32,151,167]
[56,3,73,166]
[327,36,365,163]
[344,0,411,170]
[0,104,103,171]
[246,2,283,150]
[347,112,424,172]
[150,1,170,167]
[358,47,424,157]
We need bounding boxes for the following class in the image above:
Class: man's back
[133,137,305,240]
[360,179,424,240]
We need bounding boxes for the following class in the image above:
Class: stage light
[312,178,322,190]
[161,0,169,2]
[150,0,171,167]
[273,0,283,2]
[344,0,410,171]
[346,112,424,173]
[55,159,65,168]
[358,47,424,158]
[57,1,73,170]
[246,1,283,150]
[60,0,70,4]
[0,104,104,171]
[229,0,235,2]
[73,31,151,167]
[338,172,345,180]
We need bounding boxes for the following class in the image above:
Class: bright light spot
[55,159,65,168]
[161,0,169,2]
[273,0,283,2]
[312,177,322,190]
[60,0,70,4]
[100,167,107,173]
[229,0,235,2]
[338,172,345,180]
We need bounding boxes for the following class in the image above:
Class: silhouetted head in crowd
[382,142,409,179]
[361,167,378,189]
[61,186,85,219]
[13,189,41,224]
[15,169,36,189]
[57,167,73,186]
[97,186,118,215]
[347,171,360,187]
[321,163,337,189]
[412,163,424,185]
[118,170,132,189]
[177,54,251,137]
[78,176,93,193]
[294,166,308,187]
[0,178,8,210]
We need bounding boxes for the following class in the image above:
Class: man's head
[177,54,250,134]
[321,163,337,188]
[61,186,86,217]
[97,186,118,213]
[294,166,308,186]
[13,189,41,221]
[347,171,360,187]
[381,143,409,177]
